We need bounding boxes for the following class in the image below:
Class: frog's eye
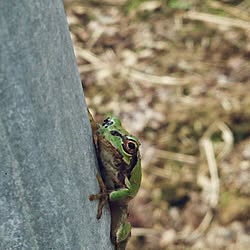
[123,139,138,155]
[102,117,113,128]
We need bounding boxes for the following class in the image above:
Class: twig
[177,137,218,243]
[75,48,105,67]
[75,49,195,86]
[155,149,198,165]
[183,11,250,30]
[217,122,234,160]
[78,64,103,73]
[208,0,250,21]
[132,227,160,237]
[84,0,126,6]
[149,166,172,179]
[176,121,233,243]
[201,137,219,208]
[127,68,191,86]
[202,121,234,161]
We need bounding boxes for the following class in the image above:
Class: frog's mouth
[127,153,138,177]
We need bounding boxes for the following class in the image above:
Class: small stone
[242,144,250,160]
[160,229,177,247]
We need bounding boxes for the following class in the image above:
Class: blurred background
[65,1,250,249]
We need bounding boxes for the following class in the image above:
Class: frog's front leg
[89,174,109,219]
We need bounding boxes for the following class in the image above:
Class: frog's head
[98,116,140,166]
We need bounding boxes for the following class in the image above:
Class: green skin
[89,113,141,250]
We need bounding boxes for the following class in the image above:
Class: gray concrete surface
[0,1,112,249]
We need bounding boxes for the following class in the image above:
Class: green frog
[88,109,142,250]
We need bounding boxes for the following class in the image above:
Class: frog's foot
[89,174,109,219]
[112,221,131,250]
